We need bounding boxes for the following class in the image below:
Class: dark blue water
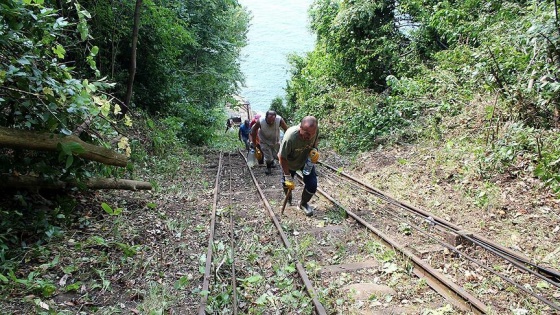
[238,0,315,115]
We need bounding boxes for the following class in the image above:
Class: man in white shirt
[250,110,288,175]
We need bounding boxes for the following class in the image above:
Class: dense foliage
[269,96,293,123]
[0,0,249,183]
[0,0,249,270]
[0,0,124,184]
[0,1,249,308]
[66,0,250,142]
[287,0,560,193]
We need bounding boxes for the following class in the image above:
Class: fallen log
[0,174,152,191]
[0,126,128,167]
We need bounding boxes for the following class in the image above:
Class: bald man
[251,110,288,175]
[278,116,319,216]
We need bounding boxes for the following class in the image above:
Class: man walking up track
[278,116,320,216]
[250,110,288,175]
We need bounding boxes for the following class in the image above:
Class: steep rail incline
[198,150,560,314]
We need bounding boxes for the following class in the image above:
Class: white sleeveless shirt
[258,115,282,145]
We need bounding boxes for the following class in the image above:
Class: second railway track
[198,150,560,314]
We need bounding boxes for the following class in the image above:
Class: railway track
[197,151,560,314]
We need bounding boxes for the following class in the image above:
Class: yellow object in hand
[284,179,295,190]
[309,148,320,163]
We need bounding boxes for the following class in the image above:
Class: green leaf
[174,276,190,289]
[59,143,73,155]
[62,142,86,155]
[89,235,107,246]
[62,265,77,274]
[101,202,113,215]
[382,262,398,274]
[41,283,56,297]
[65,281,82,292]
[52,44,66,59]
[536,281,550,289]
[112,207,123,216]
[0,274,8,283]
[243,275,262,283]
[78,21,89,41]
[255,293,268,305]
[90,46,99,56]
[65,155,74,169]
[17,57,31,65]
[39,255,60,270]
[116,243,138,257]
[284,264,296,273]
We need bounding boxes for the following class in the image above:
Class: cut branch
[0,126,128,167]
[86,178,152,190]
[1,174,152,191]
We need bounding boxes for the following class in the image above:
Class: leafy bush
[534,132,560,195]
[478,122,539,175]
[270,97,293,123]
[291,84,430,152]
[0,1,117,131]
[175,104,221,146]
[289,0,560,195]
[0,0,130,183]
[308,0,407,90]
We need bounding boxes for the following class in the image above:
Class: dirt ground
[347,142,560,270]
[1,118,559,314]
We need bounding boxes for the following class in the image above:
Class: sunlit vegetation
[287,0,560,194]
[1,0,249,312]
[1,0,559,312]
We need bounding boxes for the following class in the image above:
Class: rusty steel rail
[362,189,560,312]
[198,152,224,314]
[227,153,239,315]
[293,172,487,314]
[318,161,560,312]
[320,161,560,286]
[239,149,327,315]
[407,217,560,311]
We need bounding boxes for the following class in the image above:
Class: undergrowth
[0,111,219,313]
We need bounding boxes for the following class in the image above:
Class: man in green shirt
[278,116,320,216]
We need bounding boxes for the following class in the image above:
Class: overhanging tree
[0,0,131,184]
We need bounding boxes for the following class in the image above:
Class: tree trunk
[124,0,143,115]
[1,174,151,191]
[0,126,128,167]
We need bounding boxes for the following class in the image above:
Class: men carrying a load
[249,114,264,164]
[278,116,319,216]
[238,119,251,151]
[250,110,288,175]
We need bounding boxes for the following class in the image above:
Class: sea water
[238,0,316,115]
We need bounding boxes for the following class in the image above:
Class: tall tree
[124,0,143,115]
[309,0,406,91]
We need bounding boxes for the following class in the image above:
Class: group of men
[238,111,319,217]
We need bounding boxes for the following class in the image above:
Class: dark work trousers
[281,165,317,194]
